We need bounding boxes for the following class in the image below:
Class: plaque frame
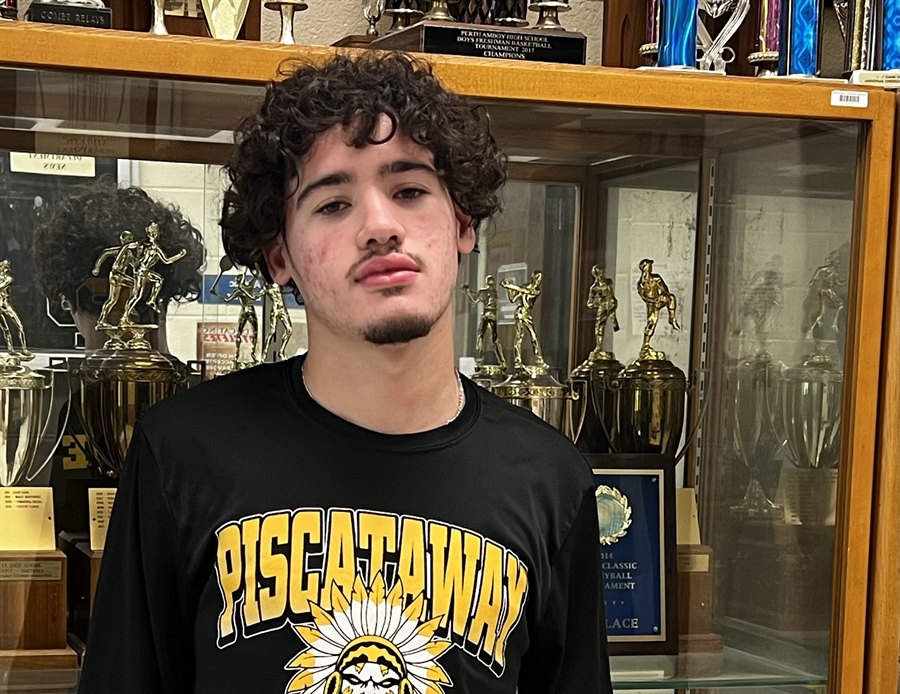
[586,452,677,656]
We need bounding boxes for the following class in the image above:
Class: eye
[395,187,426,200]
[315,200,348,216]
[343,674,362,685]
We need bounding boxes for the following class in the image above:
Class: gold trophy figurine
[503,271,550,376]
[461,275,507,384]
[70,222,199,478]
[0,260,33,360]
[211,257,265,370]
[494,270,584,441]
[261,282,293,362]
[572,265,625,454]
[616,259,688,458]
[637,258,681,360]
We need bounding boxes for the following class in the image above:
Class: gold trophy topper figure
[461,275,507,375]
[261,282,293,363]
[502,270,549,376]
[211,257,265,370]
[121,222,187,326]
[801,251,845,344]
[0,260,33,361]
[637,258,681,361]
[586,265,620,362]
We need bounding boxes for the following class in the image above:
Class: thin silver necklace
[301,366,466,426]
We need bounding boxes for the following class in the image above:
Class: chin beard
[363,315,435,345]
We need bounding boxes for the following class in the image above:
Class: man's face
[265,117,475,346]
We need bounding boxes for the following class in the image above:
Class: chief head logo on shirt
[286,572,453,694]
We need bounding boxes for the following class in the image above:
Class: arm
[518,489,613,694]
[211,269,238,303]
[160,248,187,265]
[78,426,194,693]
[460,285,480,305]
[91,247,119,276]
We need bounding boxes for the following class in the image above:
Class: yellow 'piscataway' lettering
[429,523,482,639]
[289,510,322,615]
[397,516,426,604]
[358,511,397,581]
[493,551,529,670]
[241,517,262,628]
[215,523,242,645]
[259,513,289,622]
[467,540,504,659]
[321,509,355,610]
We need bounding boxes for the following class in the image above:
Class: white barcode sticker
[831,90,869,108]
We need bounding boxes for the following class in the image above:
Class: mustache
[346,241,424,281]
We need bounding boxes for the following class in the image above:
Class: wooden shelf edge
[0,22,895,122]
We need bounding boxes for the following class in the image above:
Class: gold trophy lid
[0,358,45,390]
[621,357,687,385]
[80,346,183,383]
[494,369,569,400]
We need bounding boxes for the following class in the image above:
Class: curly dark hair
[220,51,508,275]
[33,179,205,315]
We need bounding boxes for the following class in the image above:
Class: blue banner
[779,0,821,75]
[592,469,666,642]
[199,274,303,308]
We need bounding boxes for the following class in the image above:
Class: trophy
[363,0,386,34]
[840,0,900,81]
[748,0,782,74]
[0,0,15,20]
[697,0,751,72]
[493,271,585,441]
[422,0,454,20]
[640,0,661,63]
[529,0,570,30]
[494,0,529,25]
[728,270,785,518]
[657,0,699,68]
[69,223,200,478]
[777,0,824,76]
[615,259,687,457]
[199,0,252,39]
[261,282,294,362]
[0,260,61,487]
[384,0,423,31]
[571,266,624,454]
[461,275,508,387]
[265,0,308,44]
[211,257,265,371]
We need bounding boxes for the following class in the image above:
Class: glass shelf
[610,647,826,690]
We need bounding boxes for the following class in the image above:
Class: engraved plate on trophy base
[849,70,900,88]
[369,20,587,64]
[27,2,112,28]
[587,453,677,656]
[780,468,838,526]
[0,550,68,651]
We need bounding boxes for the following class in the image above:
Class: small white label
[831,90,869,108]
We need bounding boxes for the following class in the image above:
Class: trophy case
[0,21,898,693]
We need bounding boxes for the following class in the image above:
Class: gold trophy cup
[69,223,201,477]
[614,259,687,458]
[492,271,585,441]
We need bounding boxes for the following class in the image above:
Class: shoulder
[471,380,594,488]
[139,359,294,437]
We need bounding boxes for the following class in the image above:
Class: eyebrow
[294,159,438,209]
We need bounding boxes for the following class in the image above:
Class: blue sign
[592,469,665,643]
[200,274,303,308]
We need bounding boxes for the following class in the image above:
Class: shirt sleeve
[78,426,193,693]
[518,488,613,694]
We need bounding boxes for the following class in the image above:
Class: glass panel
[0,65,867,690]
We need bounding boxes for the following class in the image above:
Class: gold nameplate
[9,152,96,177]
[677,553,710,573]
[0,487,55,552]
[0,559,62,581]
[89,488,118,552]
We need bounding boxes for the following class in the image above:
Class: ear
[262,237,294,287]
[455,208,476,256]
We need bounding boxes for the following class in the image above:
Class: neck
[302,310,461,434]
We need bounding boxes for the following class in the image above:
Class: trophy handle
[673,370,711,464]
[565,377,589,443]
[593,373,624,455]
[24,360,72,483]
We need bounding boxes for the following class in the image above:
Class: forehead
[298,120,436,180]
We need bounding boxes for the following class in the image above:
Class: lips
[355,254,420,288]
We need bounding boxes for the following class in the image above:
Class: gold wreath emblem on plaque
[595,485,632,545]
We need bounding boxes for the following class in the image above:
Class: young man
[80,53,611,694]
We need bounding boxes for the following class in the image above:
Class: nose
[357,189,406,250]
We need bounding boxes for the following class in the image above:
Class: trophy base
[369,19,586,65]
[730,478,783,520]
[849,69,900,88]
[0,647,79,680]
[0,550,68,651]
[27,1,112,27]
